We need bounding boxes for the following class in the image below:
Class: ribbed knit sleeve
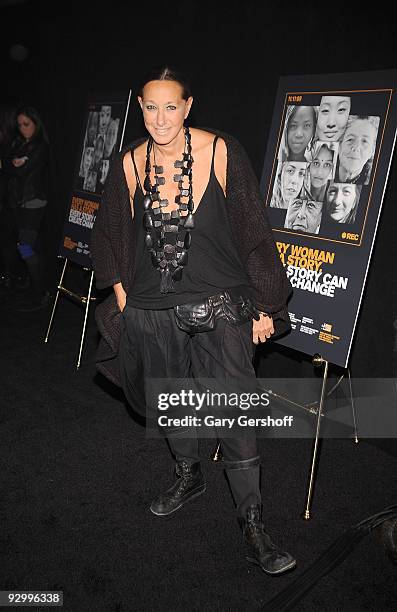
[224,135,292,329]
[91,153,124,290]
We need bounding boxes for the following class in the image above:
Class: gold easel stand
[44,258,96,369]
[210,353,359,519]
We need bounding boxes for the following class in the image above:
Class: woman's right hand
[113,282,127,312]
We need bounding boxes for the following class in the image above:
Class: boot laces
[175,461,194,479]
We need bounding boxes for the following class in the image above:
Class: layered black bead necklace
[143,126,194,293]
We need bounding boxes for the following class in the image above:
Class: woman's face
[100,159,109,182]
[310,145,333,188]
[339,119,377,178]
[316,96,351,141]
[99,106,111,133]
[87,112,98,144]
[94,137,104,164]
[83,147,94,174]
[105,119,118,154]
[287,107,315,157]
[138,80,193,145]
[281,162,306,205]
[17,114,36,141]
[326,183,357,222]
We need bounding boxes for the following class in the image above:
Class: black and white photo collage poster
[76,104,121,195]
[268,93,381,240]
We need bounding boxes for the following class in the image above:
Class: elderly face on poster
[336,116,379,184]
[284,198,323,234]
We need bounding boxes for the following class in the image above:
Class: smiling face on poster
[325,182,362,224]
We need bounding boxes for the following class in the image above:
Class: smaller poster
[59,91,131,268]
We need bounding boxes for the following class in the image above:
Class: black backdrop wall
[2,0,397,377]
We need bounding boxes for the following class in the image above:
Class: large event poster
[260,71,397,368]
[59,91,131,267]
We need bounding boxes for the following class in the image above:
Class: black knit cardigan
[90,129,292,386]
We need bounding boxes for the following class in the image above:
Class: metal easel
[44,257,96,369]
[211,353,359,519]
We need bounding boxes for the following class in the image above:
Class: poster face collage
[76,104,121,195]
[268,94,381,239]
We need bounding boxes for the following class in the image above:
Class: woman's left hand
[252,313,274,344]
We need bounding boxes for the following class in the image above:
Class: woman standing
[1,106,49,309]
[91,68,296,576]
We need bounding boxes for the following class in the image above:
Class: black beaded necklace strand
[142,127,194,293]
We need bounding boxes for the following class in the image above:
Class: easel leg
[347,368,359,444]
[44,258,68,343]
[211,441,222,461]
[76,270,94,370]
[304,358,329,520]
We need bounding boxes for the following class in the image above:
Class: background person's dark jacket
[3,136,49,208]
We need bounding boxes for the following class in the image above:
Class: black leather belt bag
[174,290,260,334]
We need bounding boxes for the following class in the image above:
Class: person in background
[0,105,17,289]
[1,106,50,310]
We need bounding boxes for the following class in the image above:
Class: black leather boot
[150,461,206,516]
[239,504,296,575]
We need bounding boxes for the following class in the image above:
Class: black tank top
[127,137,252,309]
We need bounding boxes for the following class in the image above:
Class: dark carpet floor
[1,290,396,612]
